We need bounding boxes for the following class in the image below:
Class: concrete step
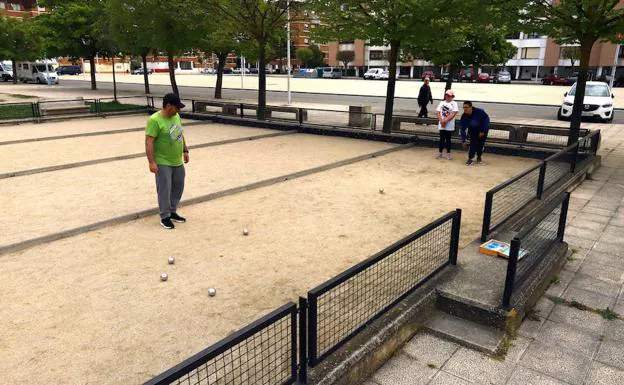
[40,106,91,116]
[424,310,506,355]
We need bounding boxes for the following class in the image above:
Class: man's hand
[462,142,468,151]
[479,132,485,139]
[184,152,190,164]
[149,162,158,174]
[441,121,447,128]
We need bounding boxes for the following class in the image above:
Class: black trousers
[418,103,429,118]
[439,130,452,153]
[468,131,487,159]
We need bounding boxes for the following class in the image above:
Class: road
[22,77,624,124]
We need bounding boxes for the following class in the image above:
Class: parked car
[322,67,342,79]
[379,70,399,80]
[422,71,435,81]
[459,67,475,82]
[477,72,492,83]
[0,62,13,81]
[200,68,215,74]
[222,67,233,74]
[249,68,259,74]
[541,74,568,85]
[557,81,615,123]
[16,61,59,84]
[232,68,250,74]
[56,65,82,75]
[132,67,153,75]
[495,71,512,84]
[364,68,383,80]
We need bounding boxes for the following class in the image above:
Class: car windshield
[5,64,12,70]
[499,72,509,76]
[35,64,54,72]
[569,84,610,97]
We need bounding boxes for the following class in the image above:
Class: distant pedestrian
[460,101,490,166]
[417,77,433,118]
[145,93,190,229]
[436,89,458,159]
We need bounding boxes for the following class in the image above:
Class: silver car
[496,71,511,84]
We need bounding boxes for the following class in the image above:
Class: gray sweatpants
[155,165,185,219]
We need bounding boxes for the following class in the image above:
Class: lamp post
[610,43,619,89]
[286,0,292,104]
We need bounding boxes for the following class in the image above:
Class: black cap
[163,93,185,109]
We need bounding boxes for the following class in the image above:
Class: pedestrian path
[364,124,624,385]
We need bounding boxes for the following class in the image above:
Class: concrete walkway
[363,124,624,384]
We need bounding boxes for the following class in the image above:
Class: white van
[0,61,13,82]
[322,67,343,79]
[16,61,59,84]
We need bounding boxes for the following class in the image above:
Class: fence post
[240,103,244,118]
[298,108,304,125]
[570,143,579,173]
[481,192,493,242]
[591,131,601,154]
[502,238,520,309]
[298,297,308,383]
[307,295,317,367]
[449,209,462,265]
[191,100,196,114]
[371,113,377,131]
[537,162,546,199]
[557,192,571,241]
[30,102,37,119]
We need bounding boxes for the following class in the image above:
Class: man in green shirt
[145,93,189,229]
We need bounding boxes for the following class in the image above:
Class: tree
[296,44,324,68]
[336,50,355,71]
[560,46,581,67]
[523,0,624,143]
[310,0,435,133]
[0,16,42,84]
[37,0,107,90]
[196,22,239,99]
[106,0,158,94]
[213,0,291,119]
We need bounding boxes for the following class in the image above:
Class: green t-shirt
[146,112,184,166]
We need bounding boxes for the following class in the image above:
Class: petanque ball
[243,228,249,236]
[160,272,168,281]
[168,256,175,265]
[208,287,217,297]
[379,187,384,194]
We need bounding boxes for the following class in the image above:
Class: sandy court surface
[0,115,158,143]
[0,146,537,385]
[1,134,395,247]
[1,123,281,174]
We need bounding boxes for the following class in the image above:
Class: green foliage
[296,45,324,68]
[0,16,42,62]
[106,0,157,57]
[561,46,581,67]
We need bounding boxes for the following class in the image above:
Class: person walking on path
[436,89,458,159]
[417,77,433,118]
[145,93,190,229]
[460,101,490,166]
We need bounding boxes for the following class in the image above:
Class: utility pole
[287,0,292,104]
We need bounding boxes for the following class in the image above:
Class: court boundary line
[0,142,414,256]
[0,130,297,179]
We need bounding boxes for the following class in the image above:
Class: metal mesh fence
[488,166,541,232]
[308,210,460,365]
[144,303,296,385]
[0,101,37,121]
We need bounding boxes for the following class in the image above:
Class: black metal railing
[502,192,570,308]
[144,302,297,385]
[306,209,461,366]
[481,130,600,242]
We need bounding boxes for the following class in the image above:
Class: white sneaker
[445,153,452,160]
[436,152,444,159]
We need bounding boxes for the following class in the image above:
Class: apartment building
[0,0,42,17]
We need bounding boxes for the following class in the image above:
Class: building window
[11,3,22,10]
[179,61,192,70]
[619,46,624,59]
[304,38,309,44]
[369,50,384,60]
[520,47,540,59]
[505,32,521,39]
[0,2,5,9]
[524,32,541,39]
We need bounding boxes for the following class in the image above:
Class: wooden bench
[267,106,307,122]
[194,100,237,115]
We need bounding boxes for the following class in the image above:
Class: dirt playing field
[0,114,539,385]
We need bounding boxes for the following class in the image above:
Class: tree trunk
[257,37,267,120]
[381,41,400,133]
[167,51,179,95]
[215,52,227,99]
[89,55,97,90]
[112,56,117,102]
[11,59,17,84]
[141,53,150,94]
[567,40,594,145]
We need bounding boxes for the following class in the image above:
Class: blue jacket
[459,107,490,142]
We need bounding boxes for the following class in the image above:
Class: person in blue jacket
[459,101,490,165]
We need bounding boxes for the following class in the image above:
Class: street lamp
[286,0,292,104]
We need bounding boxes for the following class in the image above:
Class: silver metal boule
[208,288,217,297]
[168,256,175,265]
[243,228,249,236]
[160,272,168,281]
[379,187,384,194]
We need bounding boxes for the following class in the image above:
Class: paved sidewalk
[363,125,624,384]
